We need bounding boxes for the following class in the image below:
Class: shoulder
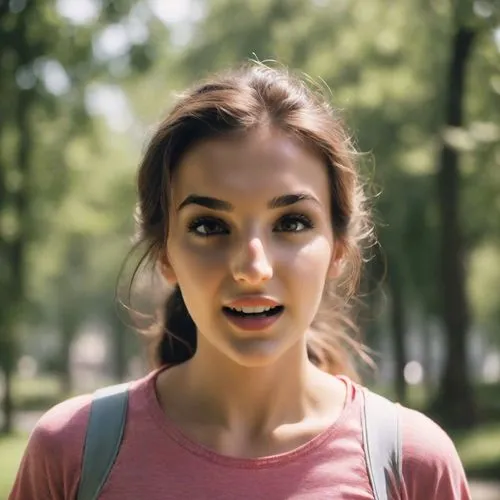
[9,394,93,500]
[398,405,456,464]
[10,373,156,499]
[397,405,471,499]
[33,393,93,441]
[29,373,151,446]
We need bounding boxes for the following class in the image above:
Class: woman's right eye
[187,217,229,237]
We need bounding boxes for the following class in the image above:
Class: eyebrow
[268,193,321,209]
[178,195,232,211]
[177,192,321,212]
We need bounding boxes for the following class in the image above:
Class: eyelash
[187,214,315,237]
[275,213,315,233]
[187,216,229,237]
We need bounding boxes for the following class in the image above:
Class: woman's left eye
[274,214,314,233]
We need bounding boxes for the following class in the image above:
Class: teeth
[230,306,273,314]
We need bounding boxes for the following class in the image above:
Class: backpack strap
[361,389,402,500]
[76,383,130,500]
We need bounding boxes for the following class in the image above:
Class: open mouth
[222,305,284,318]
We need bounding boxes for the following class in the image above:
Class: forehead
[171,128,330,206]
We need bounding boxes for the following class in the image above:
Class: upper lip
[224,296,282,309]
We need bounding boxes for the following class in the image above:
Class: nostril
[232,262,273,284]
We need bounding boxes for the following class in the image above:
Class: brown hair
[133,63,373,380]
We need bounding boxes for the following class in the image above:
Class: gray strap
[361,389,402,500]
[76,383,130,500]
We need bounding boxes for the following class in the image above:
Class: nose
[230,237,273,285]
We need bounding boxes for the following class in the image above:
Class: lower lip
[222,309,283,331]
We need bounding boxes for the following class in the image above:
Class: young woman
[10,64,470,499]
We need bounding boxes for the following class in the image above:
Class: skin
[156,126,347,458]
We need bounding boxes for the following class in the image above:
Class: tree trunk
[0,335,15,434]
[2,365,13,434]
[0,98,33,433]
[0,110,14,435]
[388,265,408,404]
[0,78,34,433]
[0,5,36,434]
[434,24,477,428]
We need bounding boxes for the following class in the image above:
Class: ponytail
[153,285,197,366]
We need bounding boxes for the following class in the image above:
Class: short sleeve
[9,394,91,500]
[399,406,471,500]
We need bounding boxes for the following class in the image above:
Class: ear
[158,251,177,285]
[328,243,345,280]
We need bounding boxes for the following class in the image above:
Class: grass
[0,433,28,498]
[452,422,500,480]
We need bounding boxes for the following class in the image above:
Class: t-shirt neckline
[140,366,357,469]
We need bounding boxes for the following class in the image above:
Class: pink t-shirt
[9,368,471,499]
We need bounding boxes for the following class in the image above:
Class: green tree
[430,0,499,428]
[0,0,156,432]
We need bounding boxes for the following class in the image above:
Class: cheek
[169,237,228,285]
[279,238,332,324]
[285,236,333,281]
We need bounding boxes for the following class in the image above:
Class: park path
[4,411,500,499]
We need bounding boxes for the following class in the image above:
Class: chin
[223,337,295,369]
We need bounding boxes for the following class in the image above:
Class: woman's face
[163,127,341,368]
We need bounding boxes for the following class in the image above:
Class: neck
[158,336,335,435]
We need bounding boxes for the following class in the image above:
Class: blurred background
[1,0,499,497]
